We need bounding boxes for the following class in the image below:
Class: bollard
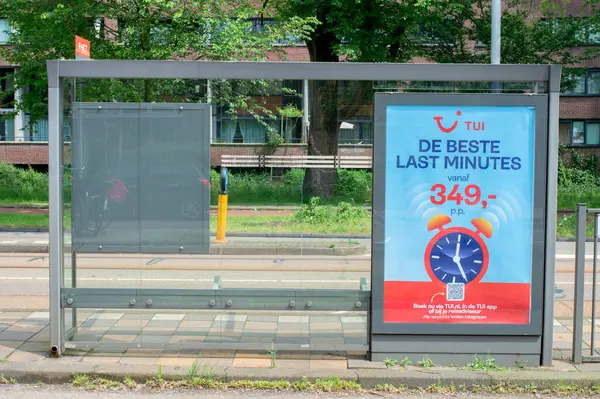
[214,168,229,243]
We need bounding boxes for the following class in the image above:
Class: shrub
[0,163,49,203]
[335,169,372,203]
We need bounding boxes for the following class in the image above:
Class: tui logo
[433,111,462,133]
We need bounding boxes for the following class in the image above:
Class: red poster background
[384,281,530,324]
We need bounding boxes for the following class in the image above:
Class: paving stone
[183,314,217,321]
[173,328,209,335]
[278,316,309,323]
[214,314,247,322]
[81,356,121,364]
[232,357,272,368]
[7,350,47,363]
[0,343,17,359]
[246,315,278,322]
[178,321,213,329]
[17,342,48,352]
[310,316,340,323]
[275,337,309,345]
[210,322,246,330]
[275,359,311,369]
[119,357,159,365]
[168,336,205,344]
[145,321,182,328]
[0,312,30,320]
[310,359,347,370]
[152,314,186,322]
[142,328,177,335]
[112,320,149,328]
[341,317,366,323]
[26,312,50,319]
[99,335,139,343]
[310,338,345,345]
[0,330,37,341]
[81,319,118,328]
[348,359,387,369]
[276,323,310,331]
[89,313,124,321]
[245,322,277,330]
[139,335,173,344]
[158,357,197,367]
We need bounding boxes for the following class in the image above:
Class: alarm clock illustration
[424,214,493,286]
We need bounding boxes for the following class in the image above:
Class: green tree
[0,0,314,125]
[270,0,599,197]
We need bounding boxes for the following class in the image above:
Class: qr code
[446,283,465,301]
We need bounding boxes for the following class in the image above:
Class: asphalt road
[0,242,595,311]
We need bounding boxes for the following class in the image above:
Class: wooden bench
[221,155,372,169]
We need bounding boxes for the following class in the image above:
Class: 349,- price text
[430,184,496,209]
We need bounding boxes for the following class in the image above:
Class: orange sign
[75,36,90,59]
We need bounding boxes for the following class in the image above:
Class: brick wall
[0,142,373,166]
[560,96,600,119]
[0,143,70,165]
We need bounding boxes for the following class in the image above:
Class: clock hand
[456,260,468,282]
[455,241,460,258]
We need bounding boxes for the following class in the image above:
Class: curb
[0,361,599,389]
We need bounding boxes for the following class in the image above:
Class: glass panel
[586,123,600,146]
[59,74,545,355]
[559,122,571,146]
[587,71,600,94]
[0,19,11,44]
[573,121,585,144]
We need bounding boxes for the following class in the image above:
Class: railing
[572,203,600,363]
[221,154,372,169]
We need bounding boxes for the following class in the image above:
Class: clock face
[428,231,485,284]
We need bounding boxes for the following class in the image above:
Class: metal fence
[572,203,600,363]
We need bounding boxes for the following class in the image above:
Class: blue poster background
[384,105,535,284]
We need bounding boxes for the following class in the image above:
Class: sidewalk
[0,309,599,389]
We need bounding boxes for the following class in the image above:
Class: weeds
[0,376,16,384]
[383,358,398,368]
[123,377,137,388]
[465,355,505,371]
[72,374,90,387]
[515,359,527,369]
[400,356,412,367]
[155,363,164,385]
[418,358,435,368]
[267,342,278,368]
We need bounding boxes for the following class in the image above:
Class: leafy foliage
[0,0,316,125]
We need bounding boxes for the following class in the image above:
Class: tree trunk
[302,10,341,199]
[303,80,340,199]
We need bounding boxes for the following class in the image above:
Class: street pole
[491,0,501,92]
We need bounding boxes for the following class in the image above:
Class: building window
[563,70,600,95]
[0,18,11,44]
[560,120,600,146]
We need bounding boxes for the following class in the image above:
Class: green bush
[226,171,302,205]
[295,197,369,224]
[0,163,49,203]
[335,169,372,204]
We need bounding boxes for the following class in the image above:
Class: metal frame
[572,204,600,363]
[47,60,561,363]
[371,93,548,337]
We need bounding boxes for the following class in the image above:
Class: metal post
[592,213,598,355]
[491,0,501,65]
[491,0,502,93]
[302,79,309,143]
[573,203,587,364]
[48,62,65,356]
[542,65,561,366]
